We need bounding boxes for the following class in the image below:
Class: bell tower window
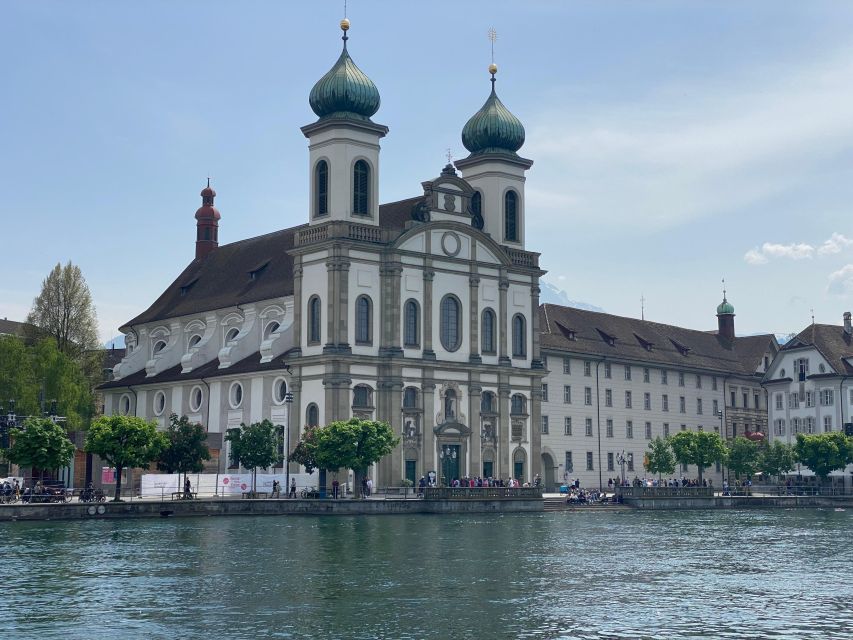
[315,160,329,217]
[504,190,518,242]
[353,160,370,215]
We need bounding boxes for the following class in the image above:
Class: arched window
[307,296,321,344]
[404,299,420,347]
[188,334,202,349]
[152,339,167,355]
[225,327,240,342]
[315,160,329,217]
[512,314,526,357]
[470,191,482,216]
[306,403,319,427]
[504,190,518,242]
[353,385,372,408]
[481,391,496,414]
[511,393,526,415]
[264,321,280,340]
[403,387,419,409]
[481,308,496,354]
[353,159,370,215]
[355,295,372,344]
[440,295,462,352]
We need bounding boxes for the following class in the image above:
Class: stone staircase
[543,497,566,512]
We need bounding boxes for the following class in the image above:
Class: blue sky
[2,1,853,343]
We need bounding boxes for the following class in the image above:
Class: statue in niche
[481,420,495,442]
[444,389,457,420]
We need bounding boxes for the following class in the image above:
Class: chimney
[195,179,221,259]
[844,311,851,336]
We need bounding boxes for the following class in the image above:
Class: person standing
[332,479,339,499]
[289,477,297,499]
[184,477,192,499]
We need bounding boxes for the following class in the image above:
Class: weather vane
[641,294,645,321]
[344,0,348,18]
[446,148,453,164]
[488,27,497,63]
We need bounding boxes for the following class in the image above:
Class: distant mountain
[104,334,126,349]
[539,281,604,313]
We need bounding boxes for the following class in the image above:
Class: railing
[296,225,328,245]
[726,485,853,497]
[347,223,382,243]
[423,486,543,500]
[296,221,385,247]
[504,247,540,269]
[617,486,714,498]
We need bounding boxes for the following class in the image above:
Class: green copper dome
[461,78,525,155]
[309,39,380,121]
[717,298,735,315]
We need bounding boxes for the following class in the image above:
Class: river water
[2,509,850,639]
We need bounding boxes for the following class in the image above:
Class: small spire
[488,27,498,89]
[640,294,645,321]
[340,14,350,47]
[721,277,727,302]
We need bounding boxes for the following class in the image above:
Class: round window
[190,386,203,412]
[120,394,131,416]
[229,382,243,409]
[153,391,166,416]
[273,378,288,404]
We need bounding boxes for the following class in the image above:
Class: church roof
[122,197,424,329]
[781,323,853,374]
[539,303,774,377]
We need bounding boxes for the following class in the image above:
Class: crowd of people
[606,476,714,489]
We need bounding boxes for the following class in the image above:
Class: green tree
[727,436,759,479]
[157,414,211,490]
[756,441,796,479]
[289,425,320,473]
[86,415,165,501]
[30,338,94,429]
[26,261,99,359]
[0,335,39,416]
[668,431,727,483]
[644,436,676,481]
[225,419,279,493]
[6,417,75,481]
[291,418,398,498]
[793,432,853,481]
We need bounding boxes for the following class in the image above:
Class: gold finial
[340,17,350,31]
[488,63,498,75]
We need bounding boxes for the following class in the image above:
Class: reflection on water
[1,509,851,639]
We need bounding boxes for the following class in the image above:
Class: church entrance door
[440,444,460,486]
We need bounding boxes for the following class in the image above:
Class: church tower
[717,290,736,341]
[301,18,388,226]
[194,179,220,259]
[455,63,532,248]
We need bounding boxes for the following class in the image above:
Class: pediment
[433,421,471,436]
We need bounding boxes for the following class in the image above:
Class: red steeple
[195,178,221,259]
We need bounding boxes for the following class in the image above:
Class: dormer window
[264,322,280,340]
[635,334,654,351]
[597,329,617,347]
[225,327,240,342]
[180,278,198,296]
[249,261,269,281]
[152,340,167,355]
[188,334,202,349]
[670,338,691,356]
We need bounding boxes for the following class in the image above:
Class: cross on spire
[446,148,453,164]
[640,294,645,321]
[488,27,497,63]
[721,277,727,301]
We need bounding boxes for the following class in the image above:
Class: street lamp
[615,451,627,487]
[284,391,293,498]
[439,445,457,487]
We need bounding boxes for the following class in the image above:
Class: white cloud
[828,264,853,295]
[744,233,853,265]
[743,248,769,265]
[818,232,853,256]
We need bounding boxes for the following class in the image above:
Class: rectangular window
[697,425,704,432]
[731,390,737,407]
[774,419,786,436]
[585,387,592,406]
[712,399,719,415]
[697,398,703,415]
[712,377,718,391]
[661,370,668,385]
[775,394,783,410]
[679,372,685,387]
[645,422,652,439]
[663,423,670,437]
[681,424,687,431]
[806,391,815,408]
[606,419,614,437]
[563,357,571,374]
[625,365,632,381]
[542,384,549,403]
[565,451,573,473]
[644,392,651,410]
[584,361,591,377]
[604,363,612,379]
[585,418,593,437]
[605,389,613,407]
[643,368,650,383]
[541,415,549,435]
[696,375,702,389]
[607,452,614,471]
[795,358,810,381]
[564,385,572,404]
[626,421,634,439]
[807,417,815,433]
[627,453,635,472]
[791,418,800,434]
[754,393,760,409]
[824,415,832,432]
[788,393,799,409]
[662,394,669,412]
[679,396,686,413]
[625,391,632,409]
[564,417,572,436]
[821,389,834,406]
[586,452,594,471]
[743,392,748,408]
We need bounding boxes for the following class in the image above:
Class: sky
[2,1,853,343]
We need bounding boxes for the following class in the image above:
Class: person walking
[289,477,297,499]
[183,477,192,499]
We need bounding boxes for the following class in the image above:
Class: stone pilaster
[530,282,543,369]
[498,275,510,366]
[287,374,302,474]
[422,376,436,475]
[291,259,303,356]
[469,380,482,477]
[529,378,542,484]
[498,381,511,479]
[422,267,436,360]
[380,260,403,357]
[469,274,481,363]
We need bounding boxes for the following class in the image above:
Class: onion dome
[717,295,734,315]
[309,19,380,121]
[461,65,525,155]
[195,178,220,221]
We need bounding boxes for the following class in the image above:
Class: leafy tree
[668,431,727,483]
[7,417,75,481]
[0,336,39,416]
[291,418,398,498]
[289,425,320,473]
[26,261,99,359]
[86,415,165,501]
[727,436,759,479]
[157,414,211,489]
[225,419,279,493]
[793,432,853,480]
[756,441,796,479]
[644,437,676,481]
[30,338,94,429]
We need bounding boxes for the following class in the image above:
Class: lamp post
[616,450,627,487]
[439,445,457,487]
[284,391,293,499]
[716,409,726,484]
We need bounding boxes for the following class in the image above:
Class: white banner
[140,472,318,497]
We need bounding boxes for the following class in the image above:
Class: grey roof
[0,318,26,336]
[781,323,853,374]
[540,304,775,377]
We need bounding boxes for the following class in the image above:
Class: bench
[242,491,270,499]
[171,492,197,500]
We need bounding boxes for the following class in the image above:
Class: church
[101,18,547,488]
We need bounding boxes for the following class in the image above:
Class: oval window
[273,378,288,405]
[229,382,244,409]
[189,386,203,412]
[153,391,166,416]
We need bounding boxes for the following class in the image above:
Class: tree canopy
[225,419,279,493]
[756,441,796,479]
[793,432,853,479]
[86,415,164,501]
[644,436,676,479]
[726,436,759,478]
[157,414,211,483]
[668,431,727,482]
[6,417,75,480]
